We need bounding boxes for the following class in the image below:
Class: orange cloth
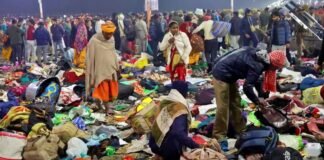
[92,80,118,102]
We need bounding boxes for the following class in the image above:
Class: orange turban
[101,21,116,33]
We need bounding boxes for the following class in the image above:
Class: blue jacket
[149,20,164,41]
[35,26,52,46]
[51,24,65,42]
[270,20,291,46]
[240,16,254,36]
[212,47,269,104]
[300,77,324,91]
[149,114,199,159]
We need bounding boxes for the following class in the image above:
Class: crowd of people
[0,4,324,160]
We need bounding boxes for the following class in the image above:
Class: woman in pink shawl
[73,18,88,68]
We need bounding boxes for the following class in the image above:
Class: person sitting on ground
[211,47,287,151]
[149,81,203,160]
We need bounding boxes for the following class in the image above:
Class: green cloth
[143,86,159,96]
[120,80,137,85]
[52,113,70,125]
[247,111,262,127]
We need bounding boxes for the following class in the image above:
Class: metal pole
[231,0,234,12]
[38,0,43,19]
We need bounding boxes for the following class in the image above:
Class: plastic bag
[279,134,304,150]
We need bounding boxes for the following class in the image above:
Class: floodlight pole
[231,0,234,12]
[38,0,44,19]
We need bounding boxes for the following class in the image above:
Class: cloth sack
[235,126,278,156]
[131,101,160,134]
[23,134,65,160]
[52,122,90,143]
[0,131,27,160]
[182,148,226,160]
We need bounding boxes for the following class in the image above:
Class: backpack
[190,34,204,53]
[23,134,65,160]
[211,21,231,37]
[124,19,136,41]
[235,126,278,156]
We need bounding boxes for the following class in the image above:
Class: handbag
[254,107,289,132]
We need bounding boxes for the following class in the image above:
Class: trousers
[212,78,246,141]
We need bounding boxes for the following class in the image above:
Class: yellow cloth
[303,86,324,105]
[189,52,201,65]
[71,68,85,76]
[1,47,12,61]
[73,48,86,69]
[101,21,116,33]
[134,57,148,69]
[27,123,50,139]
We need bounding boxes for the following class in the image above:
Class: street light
[38,0,43,19]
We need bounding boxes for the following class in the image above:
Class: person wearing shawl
[149,81,200,160]
[86,21,119,116]
[73,18,88,68]
[159,21,192,82]
[211,48,286,151]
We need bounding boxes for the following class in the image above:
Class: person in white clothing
[159,21,192,82]
[192,15,218,67]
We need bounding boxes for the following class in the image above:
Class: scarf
[263,50,286,92]
[151,90,191,147]
[74,23,88,53]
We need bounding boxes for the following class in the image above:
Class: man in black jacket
[211,47,287,151]
[229,11,242,49]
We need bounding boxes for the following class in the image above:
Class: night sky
[0,0,297,17]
